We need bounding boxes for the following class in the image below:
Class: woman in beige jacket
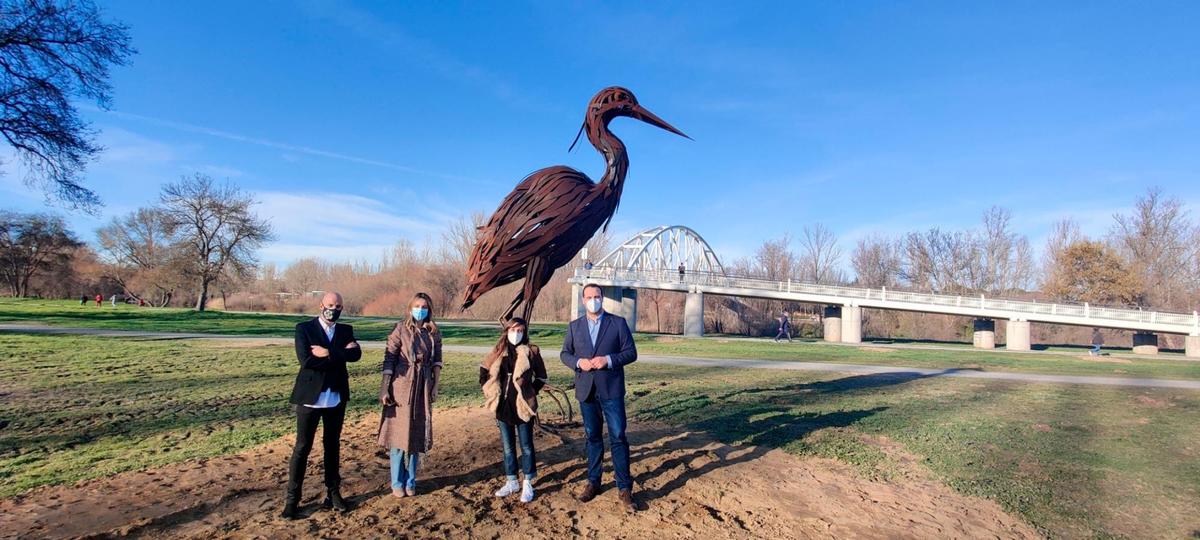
[377,292,442,497]
[479,317,547,503]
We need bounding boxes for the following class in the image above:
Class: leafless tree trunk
[798,223,844,284]
[159,174,274,311]
[851,234,900,288]
[1109,187,1198,309]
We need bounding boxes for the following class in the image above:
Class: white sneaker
[494,479,520,498]
[520,480,535,503]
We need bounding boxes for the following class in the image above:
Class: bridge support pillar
[973,319,996,349]
[1006,320,1031,351]
[602,286,626,320]
[1132,332,1158,355]
[684,291,704,337]
[840,305,862,344]
[570,283,583,320]
[622,288,638,333]
[822,306,842,342]
[1186,335,1200,359]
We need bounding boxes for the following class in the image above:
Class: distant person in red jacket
[94,294,102,306]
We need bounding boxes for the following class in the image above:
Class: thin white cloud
[82,106,489,184]
[254,190,454,265]
[94,127,178,165]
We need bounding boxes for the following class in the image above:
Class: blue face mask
[411,307,429,321]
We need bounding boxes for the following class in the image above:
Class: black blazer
[289,318,362,406]
[559,313,637,401]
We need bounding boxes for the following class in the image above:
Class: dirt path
[0,407,1038,539]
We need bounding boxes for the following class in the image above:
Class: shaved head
[320,292,342,309]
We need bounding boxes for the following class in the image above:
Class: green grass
[1,332,1198,537]
[4,298,1199,382]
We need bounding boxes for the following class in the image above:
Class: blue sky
[4,1,1199,269]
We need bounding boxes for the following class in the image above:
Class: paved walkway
[3,324,1199,390]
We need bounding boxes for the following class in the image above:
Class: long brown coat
[377,322,442,452]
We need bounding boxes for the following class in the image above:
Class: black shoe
[280,499,299,520]
[325,488,350,513]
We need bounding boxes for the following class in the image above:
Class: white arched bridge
[568,225,1200,358]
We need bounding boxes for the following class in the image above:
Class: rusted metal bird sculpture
[461,86,690,322]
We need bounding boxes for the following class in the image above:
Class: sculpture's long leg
[520,256,553,323]
[500,289,525,323]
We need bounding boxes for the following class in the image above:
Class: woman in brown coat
[378,292,442,497]
[479,317,547,503]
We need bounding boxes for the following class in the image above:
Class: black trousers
[286,402,346,498]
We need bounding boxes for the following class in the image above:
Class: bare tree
[159,174,273,311]
[95,207,184,305]
[901,228,976,294]
[798,223,843,284]
[979,207,1035,293]
[441,211,487,267]
[0,0,134,210]
[283,257,328,295]
[0,211,81,296]
[851,234,901,288]
[1109,187,1198,308]
[752,234,796,281]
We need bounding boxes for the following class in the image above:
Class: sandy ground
[0,407,1040,539]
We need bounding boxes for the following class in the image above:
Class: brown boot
[618,489,637,512]
[576,482,600,503]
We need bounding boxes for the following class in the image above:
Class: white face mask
[585,298,603,314]
[507,331,523,345]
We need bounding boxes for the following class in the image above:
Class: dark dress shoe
[618,489,637,512]
[576,482,600,503]
[325,489,351,513]
[279,500,299,520]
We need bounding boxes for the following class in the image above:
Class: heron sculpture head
[570,86,690,152]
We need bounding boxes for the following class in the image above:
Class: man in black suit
[281,291,361,520]
[560,283,639,512]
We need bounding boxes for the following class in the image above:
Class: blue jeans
[579,394,631,490]
[389,448,420,490]
[497,420,536,479]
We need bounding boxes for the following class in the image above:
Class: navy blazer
[559,313,638,401]
[289,318,362,405]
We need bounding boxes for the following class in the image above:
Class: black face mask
[321,307,342,322]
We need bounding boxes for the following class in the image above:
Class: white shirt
[305,317,342,409]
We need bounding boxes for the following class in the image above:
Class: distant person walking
[378,292,443,498]
[94,294,102,307]
[1090,328,1104,356]
[678,262,685,283]
[774,312,792,342]
[110,294,118,307]
[281,291,361,520]
[79,294,88,306]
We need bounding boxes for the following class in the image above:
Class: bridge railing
[573,267,1200,330]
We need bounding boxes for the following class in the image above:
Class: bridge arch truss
[594,225,725,274]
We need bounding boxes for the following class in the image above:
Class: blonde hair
[406,292,439,333]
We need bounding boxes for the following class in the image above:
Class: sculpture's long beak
[632,104,692,140]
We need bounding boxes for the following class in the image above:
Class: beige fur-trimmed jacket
[479,344,548,423]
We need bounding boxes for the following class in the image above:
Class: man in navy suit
[561,283,639,512]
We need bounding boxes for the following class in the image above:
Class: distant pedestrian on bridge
[678,262,685,283]
[774,311,792,342]
[1090,328,1104,356]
